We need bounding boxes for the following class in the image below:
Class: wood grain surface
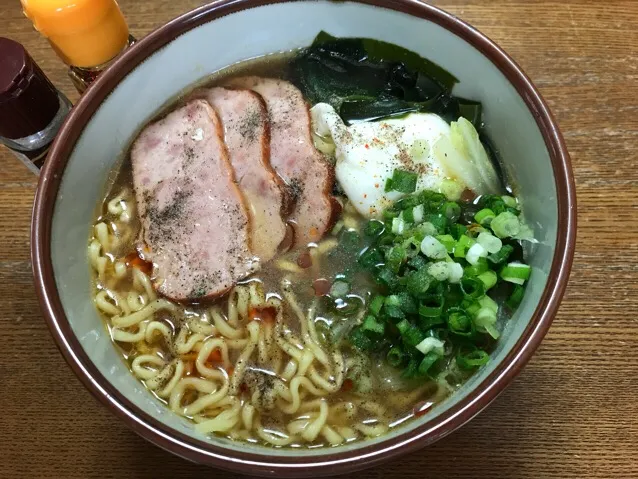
[1,1,637,478]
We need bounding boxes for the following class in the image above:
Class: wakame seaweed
[290,31,483,127]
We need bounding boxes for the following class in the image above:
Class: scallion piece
[466,242,488,265]
[506,284,525,310]
[479,295,499,313]
[418,351,441,375]
[421,235,448,259]
[454,234,474,259]
[358,247,384,269]
[447,308,474,337]
[392,216,407,235]
[447,262,464,283]
[475,208,495,226]
[428,261,450,281]
[473,307,499,339]
[436,234,456,253]
[415,337,445,355]
[441,201,461,222]
[349,327,374,351]
[490,211,521,238]
[500,262,531,285]
[387,347,405,367]
[386,245,406,273]
[369,295,386,316]
[402,208,415,223]
[449,223,468,240]
[364,220,385,237]
[406,268,432,296]
[460,277,485,299]
[477,232,502,254]
[477,270,498,290]
[501,195,518,208]
[487,244,514,265]
[463,257,489,277]
[361,315,385,337]
[419,295,445,318]
[457,349,489,369]
[413,204,425,224]
[386,169,418,193]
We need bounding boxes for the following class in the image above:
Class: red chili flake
[365,144,370,149]
[341,378,354,392]
[239,382,248,394]
[297,251,313,269]
[363,194,367,198]
[125,252,153,275]
[374,183,380,188]
[413,400,434,417]
[248,306,277,325]
[461,188,477,202]
[313,278,331,296]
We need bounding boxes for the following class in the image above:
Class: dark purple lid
[0,37,61,140]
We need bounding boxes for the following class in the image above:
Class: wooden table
[1,1,637,477]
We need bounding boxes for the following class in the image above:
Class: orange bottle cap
[21,0,130,68]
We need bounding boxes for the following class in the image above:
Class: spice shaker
[0,37,72,175]
[21,0,135,93]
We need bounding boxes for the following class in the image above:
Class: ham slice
[131,99,258,301]
[225,77,336,247]
[195,87,289,261]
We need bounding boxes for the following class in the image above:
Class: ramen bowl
[31,0,576,476]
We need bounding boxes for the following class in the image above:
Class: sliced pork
[131,99,258,301]
[225,76,336,247]
[195,87,289,261]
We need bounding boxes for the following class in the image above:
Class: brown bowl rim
[31,0,577,476]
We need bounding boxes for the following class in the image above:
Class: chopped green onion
[447,262,464,283]
[448,223,467,241]
[361,315,385,336]
[387,347,405,367]
[441,202,461,222]
[479,295,499,313]
[375,266,397,288]
[466,243,488,265]
[477,232,502,254]
[369,295,386,316]
[425,213,447,233]
[416,221,438,238]
[460,277,485,299]
[386,245,406,273]
[436,234,456,253]
[473,307,499,339]
[397,320,425,346]
[330,280,350,298]
[487,244,514,265]
[421,235,448,259]
[415,337,445,355]
[418,351,441,375]
[349,327,374,351]
[501,195,518,208]
[463,257,489,277]
[386,169,418,193]
[412,204,425,224]
[407,254,427,270]
[500,262,531,285]
[447,308,474,336]
[364,220,385,237]
[428,262,450,281]
[406,268,432,296]
[358,247,384,269]
[419,295,445,318]
[457,349,489,369]
[474,208,495,226]
[506,284,526,310]
[392,216,407,235]
[439,178,463,201]
[477,270,498,290]
[454,234,474,259]
[401,207,415,223]
[490,212,521,238]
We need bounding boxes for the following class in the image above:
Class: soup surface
[89,34,532,448]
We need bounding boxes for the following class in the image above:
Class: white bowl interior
[50,0,557,458]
